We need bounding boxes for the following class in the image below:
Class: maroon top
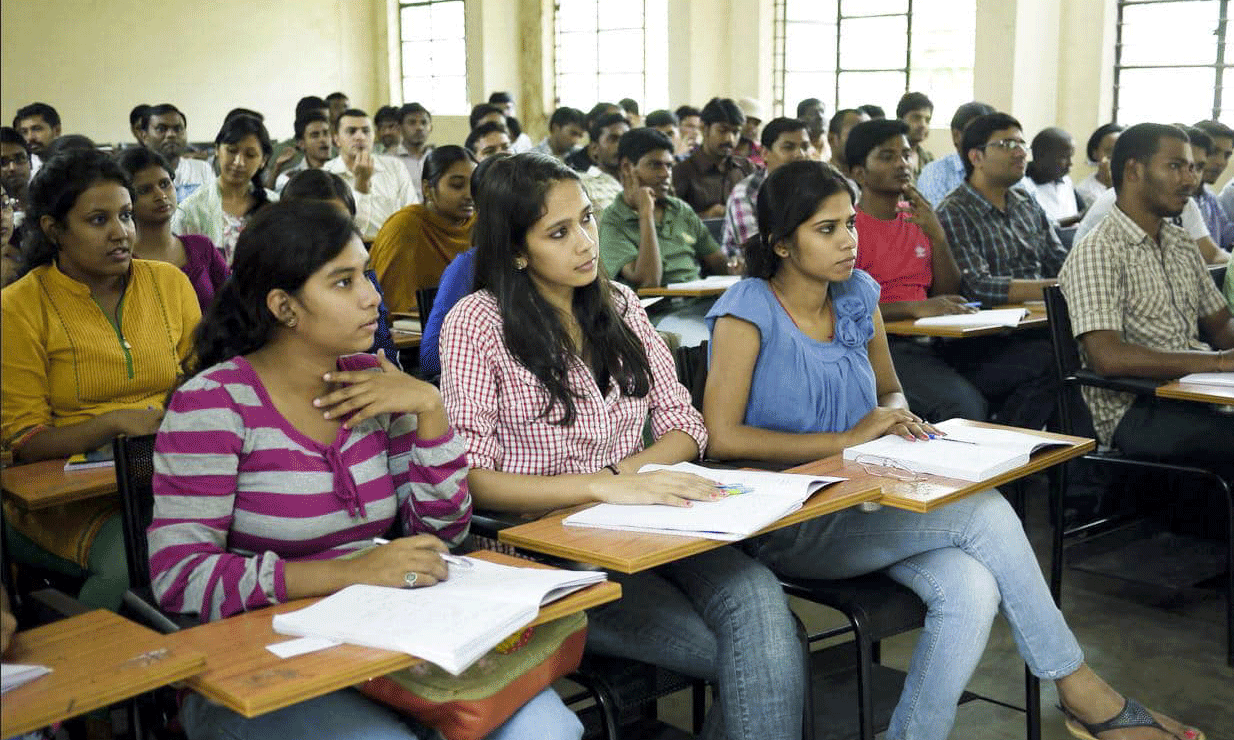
[179,234,230,313]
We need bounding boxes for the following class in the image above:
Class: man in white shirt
[273,111,332,193]
[532,107,586,161]
[1077,179,1228,266]
[323,109,418,239]
[388,103,434,199]
[140,103,214,201]
[1022,127,1083,227]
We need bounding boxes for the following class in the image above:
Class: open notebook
[913,308,1028,329]
[562,461,845,540]
[843,419,1070,482]
[1178,372,1234,387]
[272,557,606,675]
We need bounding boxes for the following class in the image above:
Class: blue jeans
[745,489,1084,740]
[585,545,805,740]
[179,686,582,740]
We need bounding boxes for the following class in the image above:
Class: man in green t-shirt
[600,128,730,288]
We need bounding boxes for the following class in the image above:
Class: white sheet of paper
[1,663,52,693]
[914,308,1028,328]
[1178,372,1234,387]
[265,636,342,659]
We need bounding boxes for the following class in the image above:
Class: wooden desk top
[883,303,1047,339]
[788,420,1095,513]
[0,458,117,512]
[498,476,884,573]
[637,286,728,298]
[392,330,422,349]
[1,610,206,738]
[1155,379,1234,406]
[163,551,620,718]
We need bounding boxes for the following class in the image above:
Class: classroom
[2,0,1232,738]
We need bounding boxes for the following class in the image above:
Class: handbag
[357,611,587,740]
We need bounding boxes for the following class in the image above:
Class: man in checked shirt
[720,117,814,259]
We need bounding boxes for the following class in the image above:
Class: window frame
[396,0,469,116]
[552,0,650,110]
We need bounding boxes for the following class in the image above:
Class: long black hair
[20,149,130,275]
[421,145,476,196]
[214,114,273,216]
[282,169,356,215]
[185,200,359,377]
[746,160,853,279]
[472,153,652,425]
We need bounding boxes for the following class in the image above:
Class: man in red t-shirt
[848,118,989,422]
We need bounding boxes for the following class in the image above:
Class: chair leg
[691,682,706,735]
[1024,665,1041,740]
[793,612,815,740]
[1049,464,1066,605]
[565,671,620,740]
[850,610,877,740]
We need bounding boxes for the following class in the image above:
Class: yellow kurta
[2,259,200,564]
[369,204,474,313]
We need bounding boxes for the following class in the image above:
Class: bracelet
[605,464,620,475]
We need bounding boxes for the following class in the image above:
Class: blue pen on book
[962,301,982,308]
[371,538,472,568]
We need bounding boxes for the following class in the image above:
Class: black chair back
[415,287,438,325]
[1211,264,1227,290]
[113,434,159,590]
[702,218,724,245]
[673,341,709,411]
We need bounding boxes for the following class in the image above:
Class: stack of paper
[563,461,845,540]
[1178,372,1234,386]
[1,663,52,693]
[272,557,605,675]
[843,418,1067,482]
[914,308,1028,329]
[664,275,741,291]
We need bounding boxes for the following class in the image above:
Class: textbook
[272,557,606,675]
[562,461,845,540]
[913,308,1028,329]
[63,447,115,471]
[1177,372,1234,387]
[843,418,1069,483]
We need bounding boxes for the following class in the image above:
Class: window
[398,0,468,115]
[553,0,669,113]
[773,0,975,122]
[1114,0,1229,124]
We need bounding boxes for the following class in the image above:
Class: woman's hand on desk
[104,407,166,437]
[589,469,721,508]
[317,351,446,431]
[847,407,937,444]
[349,534,450,588]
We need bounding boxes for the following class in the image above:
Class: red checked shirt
[439,282,708,475]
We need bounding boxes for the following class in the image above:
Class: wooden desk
[883,303,1047,339]
[1,610,206,737]
[637,286,728,298]
[1156,379,1234,406]
[1,458,117,512]
[392,330,422,349]
[163,551,620,718]
[499,477,884,573]
[788,421,1094,513]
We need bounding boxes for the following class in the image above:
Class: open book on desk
[562,461,845,541]
[272,556,606,676]
[914,308,1028,329]
[1178,372,1234,387]
[843,418,1070,483]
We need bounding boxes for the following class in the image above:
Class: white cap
[736,97,765,122]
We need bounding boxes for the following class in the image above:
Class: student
[281,169,400,367]
[826,108,871,185]
[323,108,418,240]
[1075,123,1123,208]
[489,91,516,118]
[1022,127,1083,227]
[576,112,630,215]
[896,92,934,179]
[469,104,507,132]
[13,102,60,164]
[857,104,885,119]
[721,117,812,258]
[618,98,642,128]
[272,111,332,193]
[0,127,31,219]
[532,107,587,161]
[1189,122,1234,248]
[440,153,806,740]
[117,147,229,313]
[845,119,987,422]
[1059,122,1234,468]
[370,146,477,312]
[265,96,331,188]
[130,104,152,146]
[797,97,829,162]
[172,114,277,264]
[148,200,580,740]
[916,101,995,207]
[373,105,403,154]
[674,104,703,157]
[702,158,1206,740]
[141,103,215,201]
[565,104,619,172]
[326,91,350,124]
[465,121,512,163]
[673,98,754,217]
[395,103,434,198]
[1,184,18,287]
[733,97,765,166]
[2,149,200,611]
[645,109,681,153]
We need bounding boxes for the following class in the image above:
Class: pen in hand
[371,538,472,568]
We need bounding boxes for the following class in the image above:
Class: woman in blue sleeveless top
[702,160,1203,740]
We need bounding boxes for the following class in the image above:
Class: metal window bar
[1113,0,1231,122]
[398,0,467,109]
[553,1,648,108]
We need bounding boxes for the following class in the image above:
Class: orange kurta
[369,204,474,313]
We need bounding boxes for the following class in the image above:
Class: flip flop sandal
[1059,697,1204,740]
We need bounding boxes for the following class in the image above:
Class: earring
[285,317,298,328]
[514,257,528,270]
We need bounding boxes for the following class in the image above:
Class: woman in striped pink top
[148,200,583,740]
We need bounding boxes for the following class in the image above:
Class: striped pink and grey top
[148,353,471,622]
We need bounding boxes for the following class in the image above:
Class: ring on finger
[404,571,418,588]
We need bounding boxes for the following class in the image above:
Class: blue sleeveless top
[704,272,881,435]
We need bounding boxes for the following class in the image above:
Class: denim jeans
[179,686,582,740]
[585,545,805,740]
[744,489,1084,740]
